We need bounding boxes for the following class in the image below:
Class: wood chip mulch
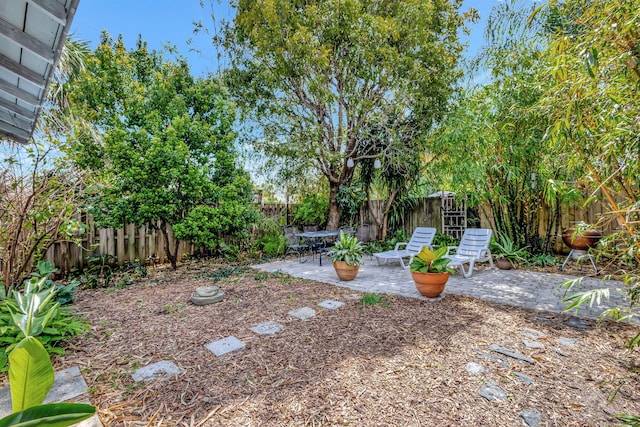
[41,261,640,425]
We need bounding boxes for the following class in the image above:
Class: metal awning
[0,0,79,144]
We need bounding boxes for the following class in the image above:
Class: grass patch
[359,293,389,307]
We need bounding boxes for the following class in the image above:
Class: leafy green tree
[67,34,257,269]
[217,0,476,229]
[538,0,639,262]
[429,0,569,252]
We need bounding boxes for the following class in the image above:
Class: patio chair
[444,228,494,278]
[373,227,436,269]
[283,225,310,261]
[356,224,373,260]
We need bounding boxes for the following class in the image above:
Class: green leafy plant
[490,234,528,266]
[528,253,557,267]
[0,270,95,426]
[409,247,455,274]
[432,233,459,249]
[293,194,328,228]
[0,262,89,372]
[326,231,365,267]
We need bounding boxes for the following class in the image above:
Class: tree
[1,36,90,290]
[67,34,257,269]
[428,0,572,252]
[218,0,476,228]
[538,0,639,261]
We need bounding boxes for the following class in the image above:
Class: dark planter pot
[411,271,450,298]
[495,257,513,270]
[333,261,359,281]
[562,228,602,251]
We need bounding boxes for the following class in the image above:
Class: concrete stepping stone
[318,300,344,310]
[488,344,536,364]
[250,321,284,335]
[205,336,246,357]
[520,408,542,426]
[0,366,89,418]
[132,360,182,383]
[478,381,507,401]
[289,307,316,320]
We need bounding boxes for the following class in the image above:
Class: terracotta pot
[562,228,602,251]
[333,261,359,281]
[495,257,513,270]
[411,271,450,298]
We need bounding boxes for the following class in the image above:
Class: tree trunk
[160,220,179,270]
[327,182,341,230]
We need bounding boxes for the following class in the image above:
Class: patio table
[295,229,354,266]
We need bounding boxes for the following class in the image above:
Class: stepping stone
[0,366,89,418]
[513,371,534,385]
[519,328,547,339]
[520,408,542,426]
[289,307,316,320]
[558,337,576,348]
[522,339,545,349]
[465,362,488,375]
[478,381,507,401]
[318,300,344,310]
[250,321,285,335]
[132,360,182,382]
[476,351,509,368]
[488,344,536,364]
[565,316,591,329]
[205,336,246,357]
[43,366,89,404]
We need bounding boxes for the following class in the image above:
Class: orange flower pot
[411,271,450,298]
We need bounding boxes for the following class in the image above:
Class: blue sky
[71,0,498,77]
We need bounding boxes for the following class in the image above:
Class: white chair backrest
[457,228,492,257]
[405,227,437,253]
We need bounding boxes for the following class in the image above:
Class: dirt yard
[53,261,639,426]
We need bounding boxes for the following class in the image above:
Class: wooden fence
[45,193,619,274]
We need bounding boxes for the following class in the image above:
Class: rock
[465,362,488,375]
[565,316,591,329]
[478,381,507,401]
[488,344,536,364]
[519,328,548,339]
[558,337,576,348]
[519,408,542,426]
[512,371,534,385]
[476,351,509,368]
[522,339,545,349]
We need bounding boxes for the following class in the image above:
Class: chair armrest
[394,242,408,251]
[445,245,458,255]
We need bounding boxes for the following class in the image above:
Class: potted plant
[491,234,528,270]
[327,230,365,281]
[409,246,455,297]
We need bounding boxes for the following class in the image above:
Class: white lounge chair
[373,227,436,269]
[444,228,494,278]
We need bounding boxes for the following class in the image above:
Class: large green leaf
[8,337,54,412]
[0,403,95,427]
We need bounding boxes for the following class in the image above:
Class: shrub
[0,262,89,372]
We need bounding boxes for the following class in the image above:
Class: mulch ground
[29,261,640,425]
